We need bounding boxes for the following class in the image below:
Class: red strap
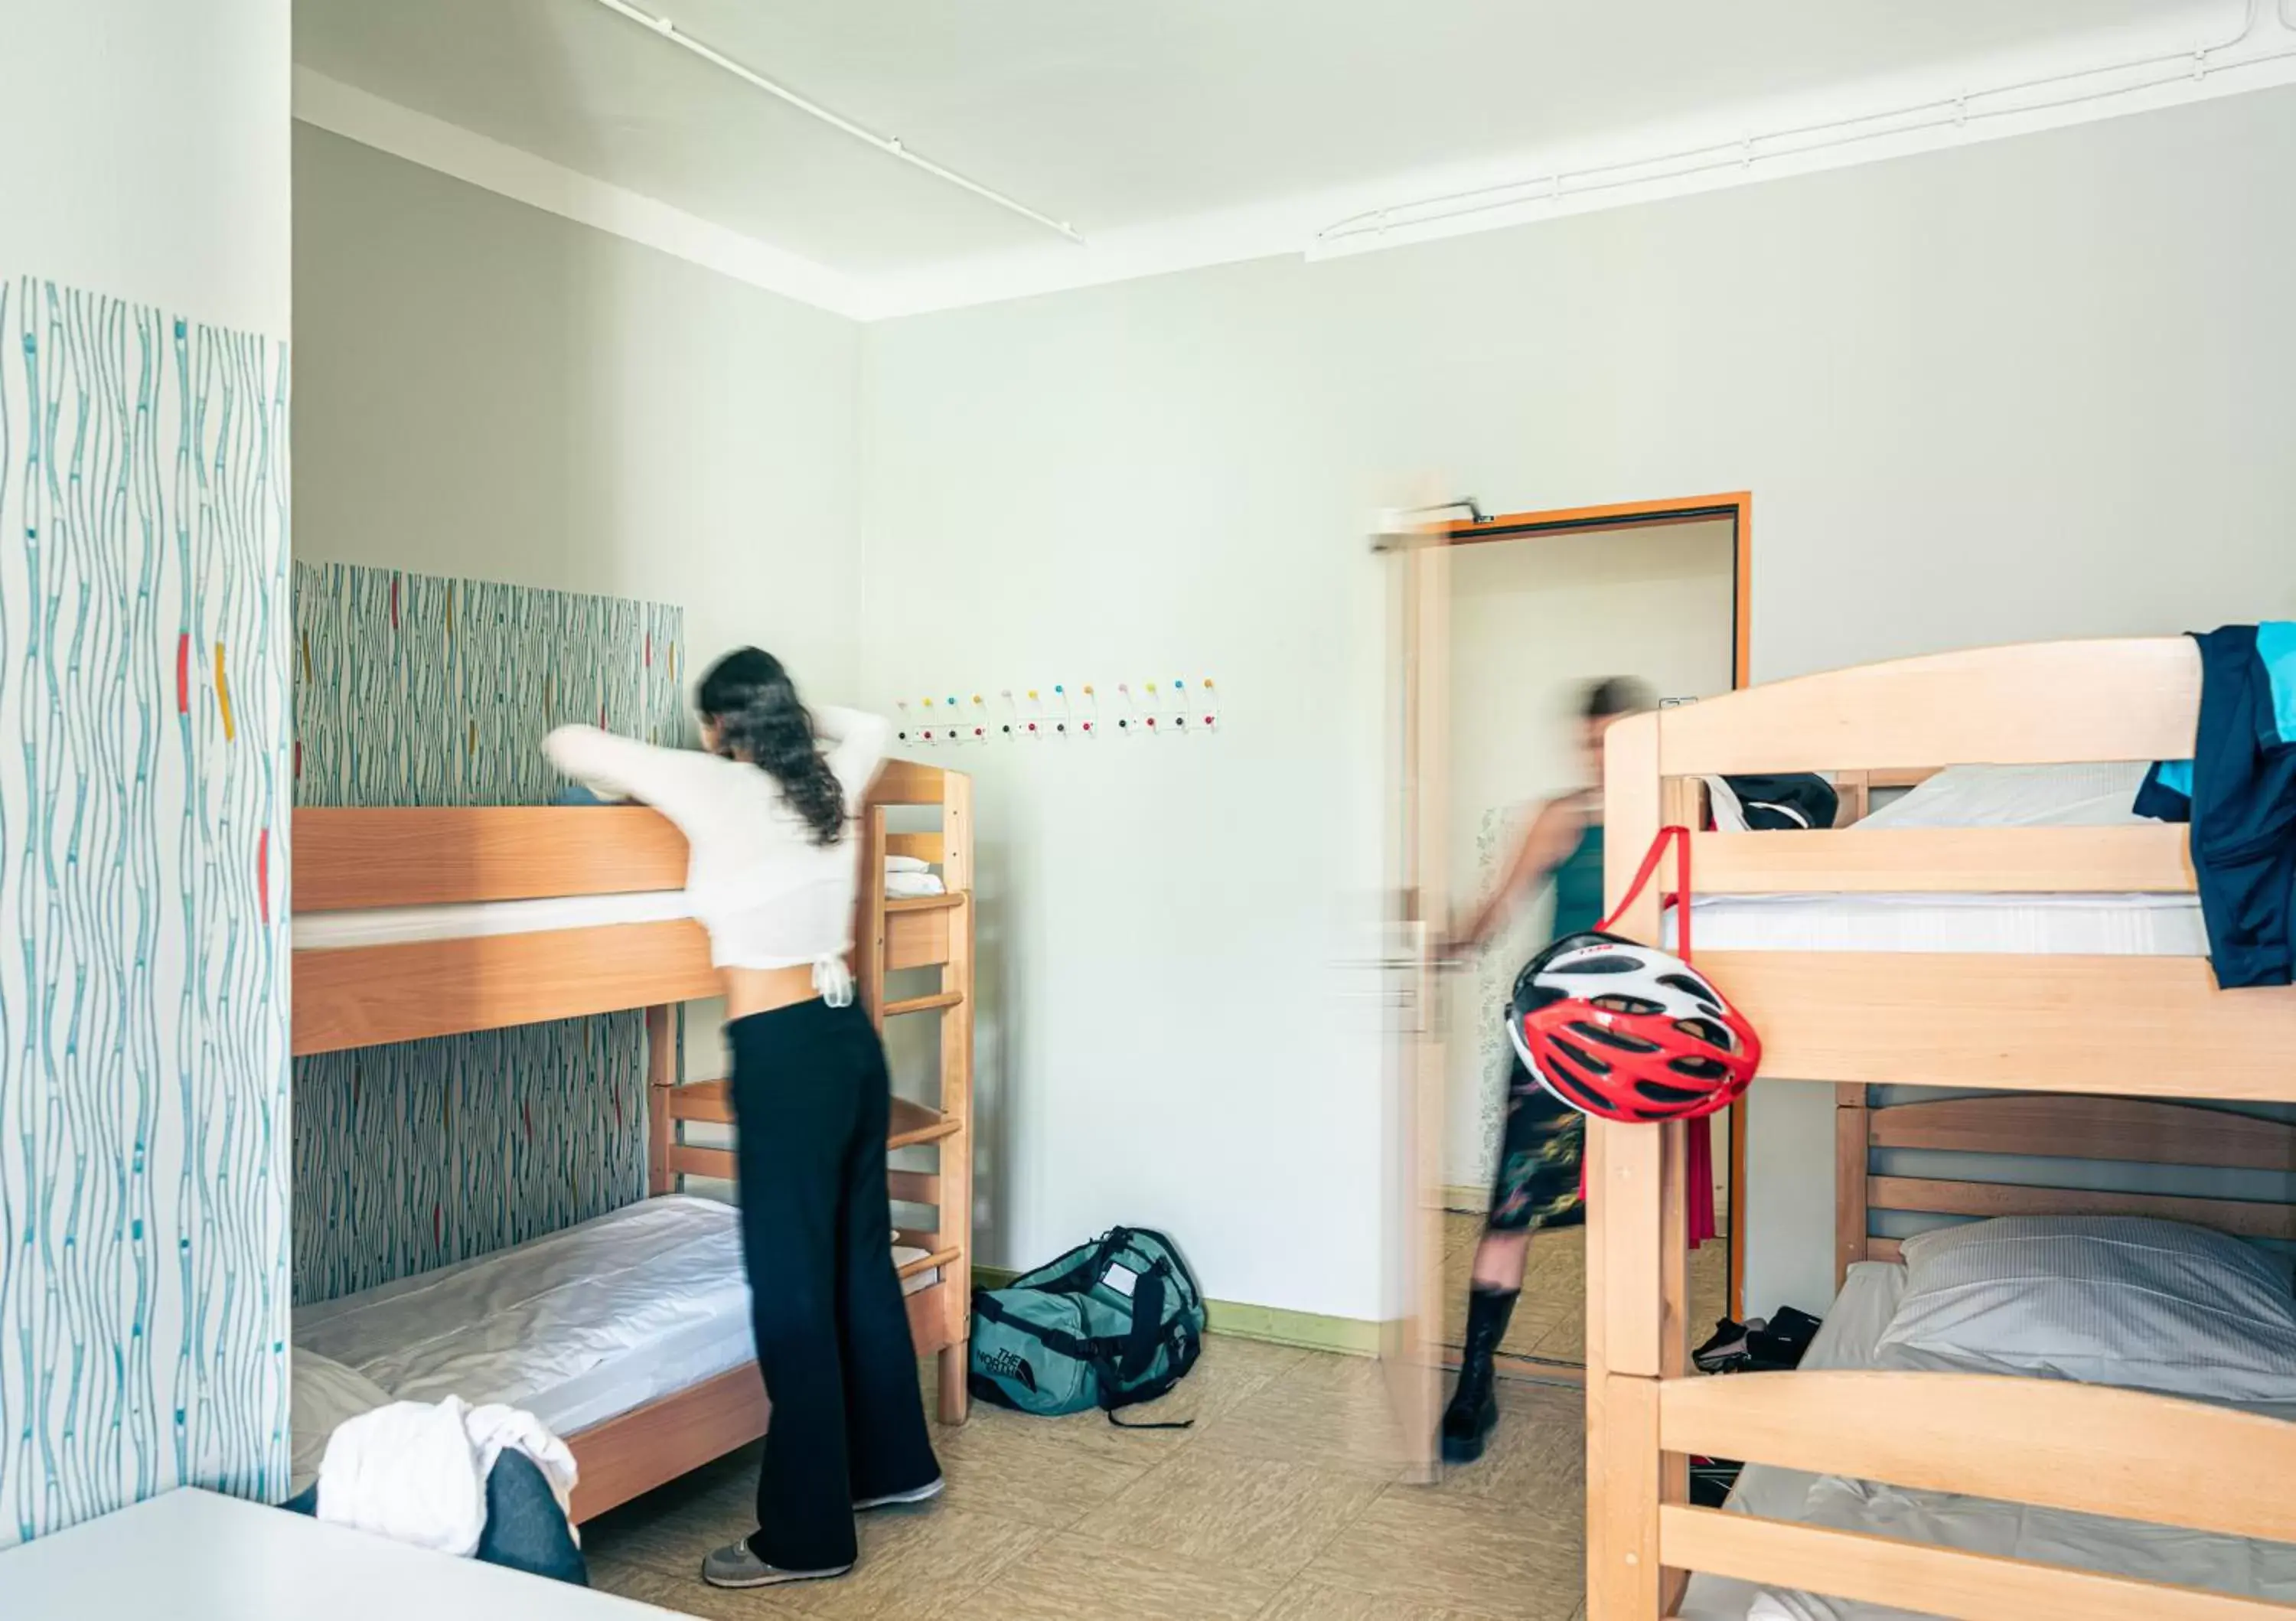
[1596,824,1694,960]
[1579,823,1706,1224]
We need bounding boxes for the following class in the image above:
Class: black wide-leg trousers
[727,998,940,1570]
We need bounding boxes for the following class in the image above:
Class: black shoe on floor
[1439,1284,1518,1466]
[1440,1380,1497,1464]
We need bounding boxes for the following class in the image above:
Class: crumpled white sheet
[315,1396,578,1559]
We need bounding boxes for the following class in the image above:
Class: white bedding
[292,1196,939,1443]
[294,867,944,950]
[1671,889,2205,956]
[1677,1264,2296,1619]
[293,890,693,951]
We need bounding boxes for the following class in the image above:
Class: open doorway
[1437,497,1748,1375]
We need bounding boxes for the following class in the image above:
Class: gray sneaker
[700,1538,852,1590]
[854,1477,944,1512]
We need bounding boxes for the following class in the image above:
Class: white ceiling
[295,0,2264,312]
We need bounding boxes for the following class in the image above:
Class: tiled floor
[1439,1215,1729,1364]
[582,1339,1589,1621]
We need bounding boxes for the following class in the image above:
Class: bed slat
[886,903,954,971]
[1655,638,2200,777]
[872,760,948,807]
[1661,1370,2296,1547]
[295,806,689,912]
[1867,1176,2296,1241]
[885,831,944,864]
[1690,825,2195,894]
[293,921,719,1055]
[1713,952,2296,1100]
[663,1085,959,1150]
[1659,1504,2285,1621]
[1867,1092,2296,1169]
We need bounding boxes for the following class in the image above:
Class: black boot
[1440,1286,1517,1464]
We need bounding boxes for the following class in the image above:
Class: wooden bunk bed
[1584,638,2296,1621]
[292,759,974,1522]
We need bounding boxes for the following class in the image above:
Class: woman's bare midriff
[722,961,841,1021]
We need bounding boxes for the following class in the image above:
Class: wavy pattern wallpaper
[0,279,292,1545]
[291,562,683,1304]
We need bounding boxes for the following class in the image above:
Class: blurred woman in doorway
[1438,675,1651,1463]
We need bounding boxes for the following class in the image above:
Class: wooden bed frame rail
[1658,1370,2296,1620]
[1587,639,2296,1620]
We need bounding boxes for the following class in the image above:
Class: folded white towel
[885,855,932,874]
[885,872,947,899]
[315,1396,579,1558]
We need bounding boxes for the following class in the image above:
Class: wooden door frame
[1441,491,1753,1320]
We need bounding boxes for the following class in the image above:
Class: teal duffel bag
[970,1227,1205,1427]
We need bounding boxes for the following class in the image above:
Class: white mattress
[292,1195,940,1440]
[1670,890,2206,956]
[293,890,694,951]
[1677,1263,2296,1620]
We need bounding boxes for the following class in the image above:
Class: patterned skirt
[1485,1057,1587,1234]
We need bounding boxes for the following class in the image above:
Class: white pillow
[291,1349,393,1495]
[1860,762,2151,830]
[1874,1216,2296,1404]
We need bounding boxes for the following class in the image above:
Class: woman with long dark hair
[545,647,939,1589]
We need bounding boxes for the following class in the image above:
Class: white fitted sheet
[1668,889,2205,956]
[1677,1263,2296,1619]
[292,1195,939,1441]
[293,890,694,951]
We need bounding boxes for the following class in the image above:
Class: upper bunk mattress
[292,1195,938,1437]
[292,890,694,952]
[1670,889,2205,955]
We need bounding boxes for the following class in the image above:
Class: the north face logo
[981,1347,1038,1393]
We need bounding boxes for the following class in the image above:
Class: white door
[1376,504,1452,1483]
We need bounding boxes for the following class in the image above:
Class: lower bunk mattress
[293,1195,939,1441]
[1678,1262,2296,1619]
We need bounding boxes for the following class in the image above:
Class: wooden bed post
[1589,710,1683,1621]
[938,771,974,1424]
[859,804,890,1023]
[646,1003,675,1197]
[1835,1084,1870,1289]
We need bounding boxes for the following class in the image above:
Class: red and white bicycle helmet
[1507,931,1760,1123]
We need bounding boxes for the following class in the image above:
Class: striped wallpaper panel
[0,279,292,1545]
[290,561,683,1304]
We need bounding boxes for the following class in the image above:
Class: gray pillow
[1874,1215,2296,1403]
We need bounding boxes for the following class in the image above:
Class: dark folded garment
[1743,1306,1822,1370]
[1722,773,1838,831]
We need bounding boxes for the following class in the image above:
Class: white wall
[860,85,2296,1322]
[0,0,292,1544]
[292,123,875,1096]
[0,2,289,333]
[291,126,866,697]
[1442,523,1734,1189]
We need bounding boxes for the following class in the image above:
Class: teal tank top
[1549,821,1606,941]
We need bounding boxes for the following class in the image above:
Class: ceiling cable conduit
[1316,0,2294,251]
[584,0,1084,244]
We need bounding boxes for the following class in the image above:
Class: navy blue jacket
[2135,624,2296,989]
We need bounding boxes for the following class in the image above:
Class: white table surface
[0,1488,676,1619]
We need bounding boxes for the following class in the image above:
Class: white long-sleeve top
[543,707,889,996]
